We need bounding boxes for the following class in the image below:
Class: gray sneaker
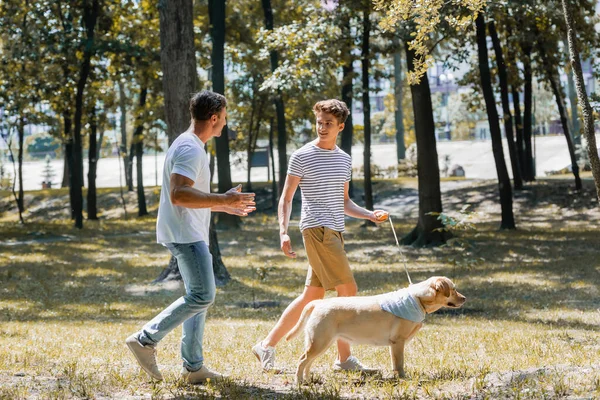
[252,342,281,372]
[333,355,377,373]
[181,366,225,384]
[125,333,163,381]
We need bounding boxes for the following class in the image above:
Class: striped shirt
[288,141,352,232]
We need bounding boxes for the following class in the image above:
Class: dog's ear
[434,278,451,297]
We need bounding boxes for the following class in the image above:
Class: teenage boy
[126,91,256,383]
[253,99,389,372]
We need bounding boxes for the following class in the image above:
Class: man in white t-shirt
[253,99,389,373]
[126,91,256,384]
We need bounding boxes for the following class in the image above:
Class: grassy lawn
[0,178,599,399]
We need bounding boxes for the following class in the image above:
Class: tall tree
[210,0,238,228]
[71,0,100,229]
[393,37,406,163]
[261,0,288,197]
[521,41,535,181]
[340,9,355,198]
[537,39,581,190]
[133,87,148,216]
[561,0,600,201]
[361,0,374,216]
[402,43,449,246]
[159,0,196,144]
[157,0,230,284]
[475,13,515,230]
[488,20,522,190]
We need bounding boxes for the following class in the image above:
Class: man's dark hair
[189,90,227,121]
[312,99,350,124]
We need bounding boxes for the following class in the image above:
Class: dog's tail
[285,301,318,341]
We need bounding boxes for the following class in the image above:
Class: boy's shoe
[252,342,281,373]
[333,355,377,373]
[125,333,163,381]
[181,365,225,384]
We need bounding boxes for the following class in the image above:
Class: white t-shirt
[156,132,211,244]
[287,142,352,232]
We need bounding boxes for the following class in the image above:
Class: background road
[13,134,595,191]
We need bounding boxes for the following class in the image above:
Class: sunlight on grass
[1,180,600,398]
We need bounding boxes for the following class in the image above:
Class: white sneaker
[252,342,281,372]
[125,334,163,381]
[181,365,225,384]
[333,355,377,373]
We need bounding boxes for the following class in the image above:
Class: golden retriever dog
[286,276,466,384]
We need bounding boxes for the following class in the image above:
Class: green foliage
[429,205,485,269]
[26,135,60,159]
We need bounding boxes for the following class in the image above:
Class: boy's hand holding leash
[370,210,389,223]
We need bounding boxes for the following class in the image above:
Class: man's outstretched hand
[224,184,256,216]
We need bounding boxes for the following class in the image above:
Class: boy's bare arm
[279,175,301,258]
[343,181,389,222]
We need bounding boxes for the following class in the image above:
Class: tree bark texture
[210,0,238,228]
[118,80,132,191]
[17,118,24,214]
[340,15,354,198]
[87,107,98,220]
[488,21,522,190]
[158,0,197,144]
[403,43,450,246]
[562,0,600,202]
[538,42,582,190]
[522,43,535,181]
[362,4,374,215]
[393,37,406,162]
[72,0,99,229]
[134,87,148,216]
[261,0,287,197]
[476,14,515,230]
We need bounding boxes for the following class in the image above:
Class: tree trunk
[62,145,69,188]
[512,86,525,177]
[65,138,75,219]
[118,80,132,191]
[261,0,287,197]
[538,43,581,190]
[72,0,99,229]
[17,118,24,214]
[488,21,522,190]
[157,0,230,282]
[209,215,231,285]
[562,0,600,202]
[88,107,98,220]
[210,0,238,228]
[362,3,374,218]
[476,14,515,230]
[158,0,197,144]
[506,30,526,179]
[566,64,581,145]
[340,14,354,198]
[522,43,535,181]
[393,37,406,162]
[134,87,148,216]
[403,43,450,246]
[269,118,277,210]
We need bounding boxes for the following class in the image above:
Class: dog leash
[388,215,413,285]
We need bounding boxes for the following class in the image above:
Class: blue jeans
[138,241,215,372]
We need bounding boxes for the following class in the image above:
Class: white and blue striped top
[288,141,352,232]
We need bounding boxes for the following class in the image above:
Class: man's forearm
[172,186,228,209]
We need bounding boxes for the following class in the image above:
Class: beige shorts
[302,226,355,291]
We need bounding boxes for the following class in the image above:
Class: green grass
[1,179,599,399]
